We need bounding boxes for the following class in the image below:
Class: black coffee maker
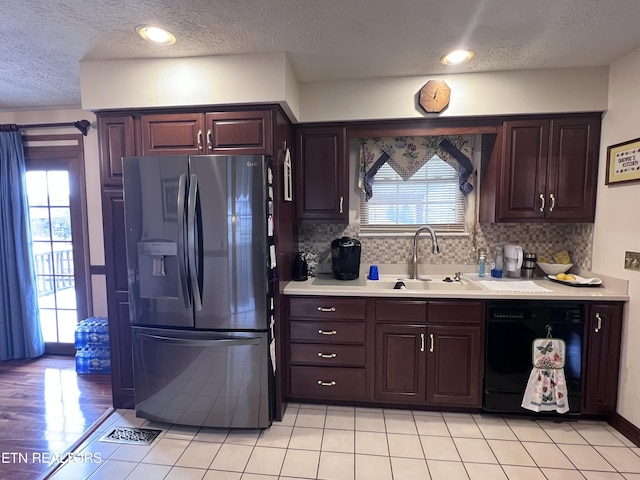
[331,237,362,280]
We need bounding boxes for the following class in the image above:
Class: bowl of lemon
[537,262,573,276]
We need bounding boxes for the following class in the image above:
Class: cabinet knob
[429,333,435,353]
[539,193,545,212]
[420,333,425,352]
[339,196,344,214]
[317,380,336,387]
[595,312,602,333]
[550,193,556,212]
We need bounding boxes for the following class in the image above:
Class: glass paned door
[26,170,78,345]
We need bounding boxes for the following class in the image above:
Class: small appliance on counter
[522,252,537,278]
[504,244,523,277]
[292,252,308,281]
[331,236,361,280]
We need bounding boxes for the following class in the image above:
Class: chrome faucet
[411,225,441,279]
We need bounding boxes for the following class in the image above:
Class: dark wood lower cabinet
[426,325,482,407]
[374,324,427,403]
[283,296,623,416]
[290,366,367,400]
[101,190,135,408]
[583,302,623,415]
[287,296,368,403]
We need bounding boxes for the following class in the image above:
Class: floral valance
[358,135,475,201]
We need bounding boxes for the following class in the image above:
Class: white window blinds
[360,155,466,233]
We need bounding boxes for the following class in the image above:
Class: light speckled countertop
[283,264,630,302]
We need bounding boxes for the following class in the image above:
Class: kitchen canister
[522,252,537,278]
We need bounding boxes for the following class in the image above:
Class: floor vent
[100,427,162,445]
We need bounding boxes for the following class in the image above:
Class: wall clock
[419,80,451,113]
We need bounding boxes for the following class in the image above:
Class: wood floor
[0,355,113,480]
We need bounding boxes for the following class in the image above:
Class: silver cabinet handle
[317,380,336,387]
[539,193,545,212]
[318,352,337,358]
[317,306,336,312]
[550,193,556,212]
[197,129,203,150]
[207,129,213,151]
[339,196,344,214]
[429,333,435,353]
[420,333,425,352]
[318,329,337,335]
[595,312,602,333]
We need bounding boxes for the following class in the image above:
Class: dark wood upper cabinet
[141,110,272,156]
[498,119,550,221]
[547,116,600,221]
[583,302,623,415]
[141,113,205,155]
[98,115,136,187]
[480,113,601,223]
[295,126,348,223]
[206,111,272,155]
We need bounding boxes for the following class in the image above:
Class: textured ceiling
[2,0,640,110]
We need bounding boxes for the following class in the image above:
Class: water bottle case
[75,317,111,374]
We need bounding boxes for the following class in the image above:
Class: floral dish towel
[521,338,569,413]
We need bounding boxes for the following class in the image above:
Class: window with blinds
[360,156,466,233]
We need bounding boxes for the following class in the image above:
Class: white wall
[0,109,107,317]
[80,52,298,115]
[79,53,609,123]
[592,46,640,427]
[299,67,609,122]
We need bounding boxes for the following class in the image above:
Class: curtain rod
[15,119,91,136]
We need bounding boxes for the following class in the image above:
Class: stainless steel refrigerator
[122,155,276,428]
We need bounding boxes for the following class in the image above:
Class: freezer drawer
[132,326,272,428]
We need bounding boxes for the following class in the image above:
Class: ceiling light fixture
[441,49,474,65]
[136,25,176,45]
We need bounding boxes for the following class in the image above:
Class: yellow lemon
[564,274,576,281]
[556,273,567,280]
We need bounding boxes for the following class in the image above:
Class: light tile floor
[48,403,640,480]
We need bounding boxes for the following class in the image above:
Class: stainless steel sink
[366,276,483,291]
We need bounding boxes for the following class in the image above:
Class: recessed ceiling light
[136,25,176,45]
[441,49,474,65]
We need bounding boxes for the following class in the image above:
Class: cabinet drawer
[290,366,366,400]
[290,321,366,344]
[289,297,366,320]
[290,343,366,367]
[376,300,427,322]
[428,300,484,324]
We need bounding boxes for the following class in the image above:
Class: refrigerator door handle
[136,332,262,347]
[187,173,203,311]
[177,173,191,308]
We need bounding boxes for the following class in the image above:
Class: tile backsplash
[297,222,593,270]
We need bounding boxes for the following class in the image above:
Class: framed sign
[606,137,640,185]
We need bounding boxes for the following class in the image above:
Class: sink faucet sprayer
[411,225,440,279]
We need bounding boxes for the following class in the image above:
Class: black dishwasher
[484,301,585,415]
